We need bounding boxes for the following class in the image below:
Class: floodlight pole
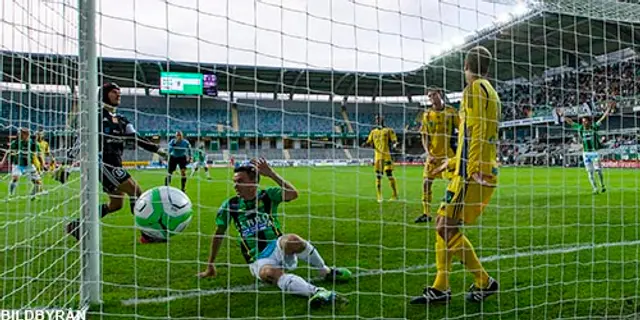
[78,0,101,306]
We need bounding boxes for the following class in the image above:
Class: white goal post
[1,0,640,319]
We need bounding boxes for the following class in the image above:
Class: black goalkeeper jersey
[100,108,158,167]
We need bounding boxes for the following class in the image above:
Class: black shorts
[100,163,131,193]
[168,156,188,173]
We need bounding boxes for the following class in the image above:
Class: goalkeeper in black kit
[66,82,168,244]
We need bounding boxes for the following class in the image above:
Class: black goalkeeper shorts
[168,156,188,173]
[100,163,132,193]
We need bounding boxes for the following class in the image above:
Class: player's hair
[234,161,259,182]
[99,82,120,106]
[465,46,492,76]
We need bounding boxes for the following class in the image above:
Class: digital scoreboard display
[159,72,203,95]
[159,72,218,96]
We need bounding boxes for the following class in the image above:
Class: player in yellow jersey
[411,46,500,304]
[414,89,459,223]
[33,132,56,174]
[362,115,399,202]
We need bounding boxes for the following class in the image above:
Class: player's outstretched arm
[198,226,226,278]
[253,157,298,202]
[596,105,613,126]
[556,108,574,126]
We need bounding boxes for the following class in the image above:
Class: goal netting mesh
[2,0,640,319]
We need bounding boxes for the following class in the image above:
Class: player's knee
[258,265,283,285]
[281,234,305,255]
[109,199,124,211]
[436,218,459,242]
[375,171,383,179]
[385,170,393,178]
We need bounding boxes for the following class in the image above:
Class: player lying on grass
[556,105,612,194]
[66,82,168,243]
[415,89,459,224]
[0,127,46,200]
[165,131,191,192]
[411,46,500,305]
[362,115,399,202]
[198,158,352,308]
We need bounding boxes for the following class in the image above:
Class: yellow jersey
[33,140,50,170]
[421,105,459,159]
[455,78,500,179]
[366,127,398,161]
[39,141,50,157]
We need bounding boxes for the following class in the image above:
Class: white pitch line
[121,239,640,306]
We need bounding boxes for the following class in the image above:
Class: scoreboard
[159,72,218,97]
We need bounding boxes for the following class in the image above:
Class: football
[133,186,193,240]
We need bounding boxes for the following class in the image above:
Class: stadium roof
[2,0,640,97]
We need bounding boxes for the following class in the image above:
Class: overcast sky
[2,0,517,73]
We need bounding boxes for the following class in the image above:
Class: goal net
[2,0,640,319]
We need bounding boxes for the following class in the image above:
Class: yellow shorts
[374,159,394,173]
[423,158,454,180]
[437,175,496,224]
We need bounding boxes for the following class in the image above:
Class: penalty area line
[121,239,640,306]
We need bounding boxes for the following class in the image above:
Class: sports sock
[432,233,452,291]
[449,233,490,289]
[129,197,137,215]
[587,170,597,190]
[9,181,17,195]
[165,175,172,186]
[422,187,433,216]
[375,178,382,200]
[30,183,39,196]
[297,241,330,276]
[277,274,318,297]
[100,204,112,218]
[204,167,210,178]
[389,177,398,198]
[181,176,187,191]
[190,167,196,177]
[596,169,605,188]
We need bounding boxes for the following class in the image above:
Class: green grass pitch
[1,165,639,319]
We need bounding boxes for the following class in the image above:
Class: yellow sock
[432,233,452,291]
[421,189,433,216]
[449,233,490,289]
[388,178,398,198]
[375,178,382,199]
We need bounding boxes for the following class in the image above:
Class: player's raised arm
[556,108,575,126]
[596,105,613,126]
[253,157,298,202]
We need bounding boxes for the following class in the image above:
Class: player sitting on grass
[0,128,46,200]
[198,158,352,308]
[415,89,459,223]
[165,131,191,192]
[410,46,500,305]
[66,82,168,244]
[190,144,211,179]
[362,115,399,202]
[556,106,612,194]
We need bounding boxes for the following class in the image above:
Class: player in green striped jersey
[190,147,210,179]
[198,158,351,308]
[558,105,612,194]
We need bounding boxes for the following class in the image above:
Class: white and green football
[133,186,193,240]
